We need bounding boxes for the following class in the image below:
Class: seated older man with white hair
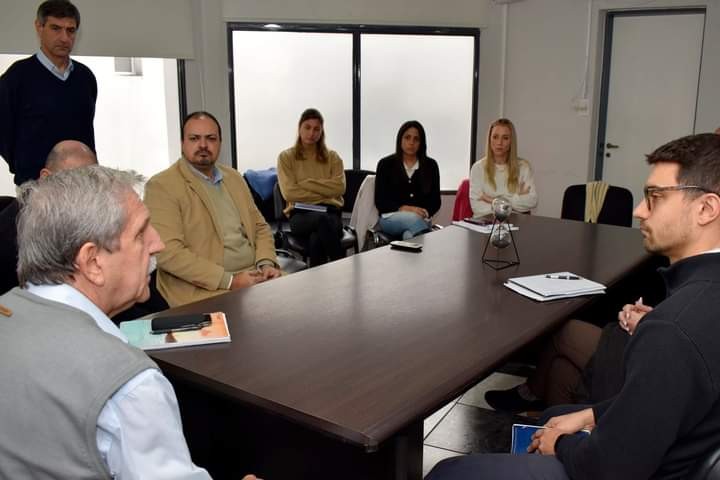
[0,166,260,480]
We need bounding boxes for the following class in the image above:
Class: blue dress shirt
[35,49,75,81]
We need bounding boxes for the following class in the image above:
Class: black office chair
[273,183,359,263]
[561,184,634,227]
[243,173,276,226]
[0,196,14,211]
[241,175,307,274]
[688,445,720,480]
[0,197,19,294]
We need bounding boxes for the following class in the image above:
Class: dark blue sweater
[557,253,720,479]
[0,55,96,185]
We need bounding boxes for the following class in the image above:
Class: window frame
[227,22,480,192]
[177,59,188,128]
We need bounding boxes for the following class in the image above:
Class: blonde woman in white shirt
[469,118,538,217]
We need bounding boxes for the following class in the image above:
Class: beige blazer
[144,159,277,307]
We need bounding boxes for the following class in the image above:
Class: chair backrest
[688,445,720,480]
[348,175,379,251]
[0,197,20,295]
[560,184,634,227]
[273,182,286,223]
[0,196,15,212]
[452,178,473,221]
[343,169,374,214]
[271,182,307,254]
[243,175,276,223]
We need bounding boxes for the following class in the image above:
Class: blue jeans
[378,211,431,240]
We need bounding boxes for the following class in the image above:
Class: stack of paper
[505,272,605,301]
[452,220,518,234]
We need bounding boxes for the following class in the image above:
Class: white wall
[489,0,720,216]
[182,0,720,217]
[3,0,719,217]
[0,0,194,58]
[76,57,181,179]
[221,0,489,26]
[0,55,180,197]
[499,0,596,217]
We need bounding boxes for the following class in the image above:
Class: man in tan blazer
[144,111,279,307]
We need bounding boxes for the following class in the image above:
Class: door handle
[606,142,620,149]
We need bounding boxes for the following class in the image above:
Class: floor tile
[424,403,532,454]
[459,372,526,409]
[424,399,457,439]
[423,445,464,478]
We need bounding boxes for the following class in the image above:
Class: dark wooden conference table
[151,214,654,480]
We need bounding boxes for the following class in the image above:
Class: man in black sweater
[427,133,720,480]
[0,0,96,186]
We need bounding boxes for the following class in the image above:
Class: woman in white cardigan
[469,118,538,217]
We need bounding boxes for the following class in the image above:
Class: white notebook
[505,272,605,301]
[452,220,518,234]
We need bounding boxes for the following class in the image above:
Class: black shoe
[484,386,546,414]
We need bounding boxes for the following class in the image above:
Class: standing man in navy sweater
[0,0,96,186]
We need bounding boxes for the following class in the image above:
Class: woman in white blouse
[469,118,538,217]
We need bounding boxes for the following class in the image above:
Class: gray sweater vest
[0,288,156,479]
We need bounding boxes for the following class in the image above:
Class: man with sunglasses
[427,133,720,480]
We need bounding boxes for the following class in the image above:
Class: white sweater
[469,158,538,217]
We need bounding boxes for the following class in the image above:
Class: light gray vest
[0,288,156,479]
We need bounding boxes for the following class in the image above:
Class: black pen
[545,274,580,280]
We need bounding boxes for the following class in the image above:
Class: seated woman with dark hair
[277,108,346,267]
[374,120,441,240]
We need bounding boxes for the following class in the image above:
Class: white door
[599,12,704,217]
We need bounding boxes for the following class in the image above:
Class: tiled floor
[422,372,533,477]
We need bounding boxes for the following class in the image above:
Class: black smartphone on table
[390,240,423,252]
[150,314,212,335]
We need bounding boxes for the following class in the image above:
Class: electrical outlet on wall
[572,98,590,116]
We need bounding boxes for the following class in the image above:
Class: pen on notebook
[545,274,581,280]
